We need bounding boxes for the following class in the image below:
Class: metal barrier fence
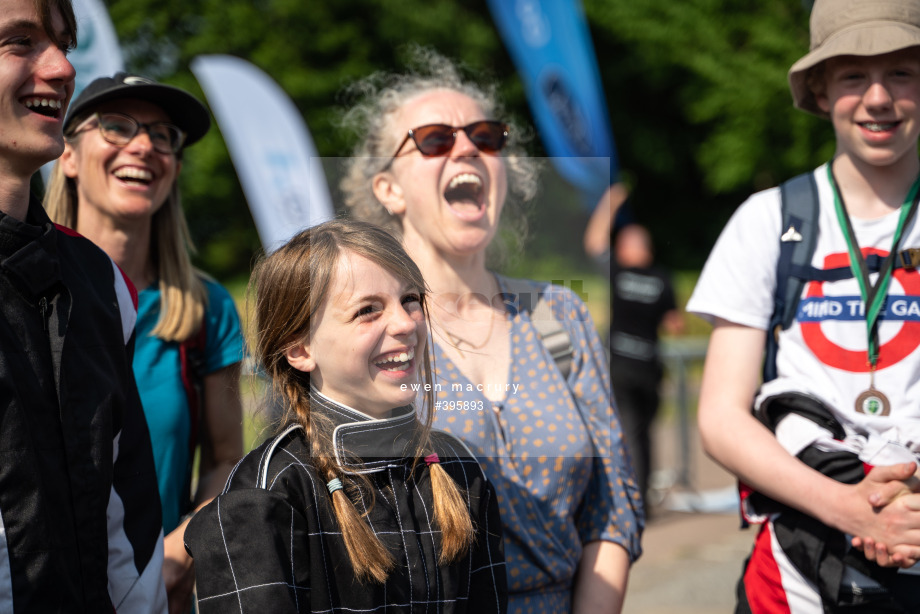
[659,336,709,490]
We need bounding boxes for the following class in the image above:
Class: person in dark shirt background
[609,224,684,502]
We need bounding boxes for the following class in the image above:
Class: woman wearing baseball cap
[688,0,920,611]
[44,73,244,614]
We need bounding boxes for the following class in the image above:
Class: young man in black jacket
[0,0,167,610]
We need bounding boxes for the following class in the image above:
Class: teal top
[133,278,243,534]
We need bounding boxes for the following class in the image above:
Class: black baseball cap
[64,72,211,147]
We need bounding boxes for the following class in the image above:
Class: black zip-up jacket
[0,198,166,613]
[187,391,507,613]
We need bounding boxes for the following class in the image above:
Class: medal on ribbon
[855,387,891,416]
[827,164,920,416]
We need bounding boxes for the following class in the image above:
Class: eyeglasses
[75,112,187,154]
[386,120,509,167]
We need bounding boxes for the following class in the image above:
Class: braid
[321,467,395,584]
[306,420,395,584]
[414,357,475,564]
[424,451,475,564]
[279,378,305,427]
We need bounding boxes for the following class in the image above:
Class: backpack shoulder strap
[179,317,208,457]
[763,172,819,382]
[502,277,574,379]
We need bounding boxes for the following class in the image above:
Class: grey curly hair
[339,46,539,262]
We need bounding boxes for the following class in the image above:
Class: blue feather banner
[486,0,617,209]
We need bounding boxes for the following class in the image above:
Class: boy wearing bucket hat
[689,0,920,611]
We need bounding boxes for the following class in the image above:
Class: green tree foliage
[100,0,832,277]
[105,0,529,278]
[586,0,835,267]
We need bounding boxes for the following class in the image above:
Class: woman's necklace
[443,311,495,359]
[432,274,503,358]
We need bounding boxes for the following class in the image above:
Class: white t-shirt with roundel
[688,163,920,460]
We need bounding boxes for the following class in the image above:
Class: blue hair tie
[326,477,343,495]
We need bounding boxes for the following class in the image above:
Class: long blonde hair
[251,218,474,583]
[43,119,207,343]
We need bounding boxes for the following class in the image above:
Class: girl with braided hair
[185,218,506,613]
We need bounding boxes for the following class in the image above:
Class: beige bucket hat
[788,0,920,116]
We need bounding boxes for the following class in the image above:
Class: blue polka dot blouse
[429,275,644,612]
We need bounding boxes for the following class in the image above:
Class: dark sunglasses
[75,112,187,154]
[387,120,509,167]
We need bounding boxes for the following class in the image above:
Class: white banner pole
[191,54,334,252]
